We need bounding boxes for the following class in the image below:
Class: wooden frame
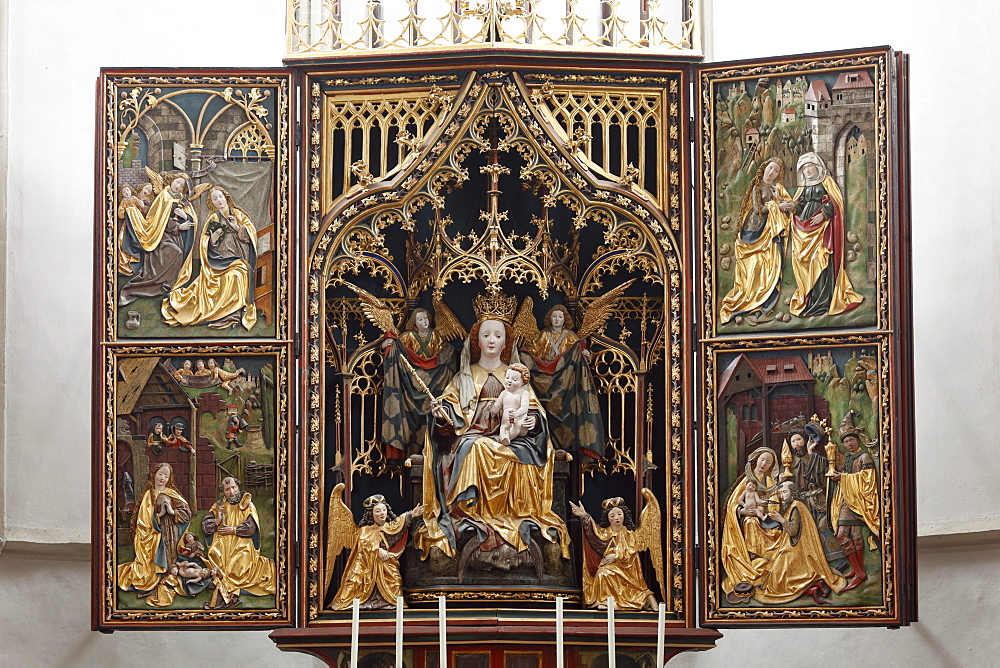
[92,68,297,630]
[694,47,915,626]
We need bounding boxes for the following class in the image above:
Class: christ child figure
[490,363,532,446]
[175,561,212,584]
[739,479,769,522]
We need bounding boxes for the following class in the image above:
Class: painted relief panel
[95,66,295,630]
[696,48,911,626]
[700,55,892,337]
[99,71,292,340]
[97,347,291,626]
[704,340,893,619]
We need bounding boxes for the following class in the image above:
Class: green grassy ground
[117,289,275,339]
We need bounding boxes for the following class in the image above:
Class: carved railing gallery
[287,0,700,56]
[94,6,914,664]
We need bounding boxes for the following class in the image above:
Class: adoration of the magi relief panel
[95,71,294,626]
[304,68,692,625]
[697,50,910,624]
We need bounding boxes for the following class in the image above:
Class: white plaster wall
[0,0,996,665]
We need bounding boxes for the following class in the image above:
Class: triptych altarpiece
[93,46,915,648]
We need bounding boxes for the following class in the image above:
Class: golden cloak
[414,363,570,559]
[118,189,196,276]
[720,475,777,593]
[789,175,863,316]
[831,468,881,541]
[719,185,793,323]
[530,328,580,363]
[399,329,445,359]
[581,519,653,610]
[117,487,190,593]
[162,208,258,329]
[205,495,276,596]
[753,500,847,604]
[330,514,409,610]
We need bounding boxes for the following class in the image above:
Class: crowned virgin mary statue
[409,292,571,561]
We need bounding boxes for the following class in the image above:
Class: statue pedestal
[269,609,721,666]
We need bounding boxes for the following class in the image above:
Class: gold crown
[602,497,625,510]
[473,292,517,324]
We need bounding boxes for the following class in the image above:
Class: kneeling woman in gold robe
[118,463,192,594]
[719,158,796,324]
[162,187,258,330]
[330,495,424,610]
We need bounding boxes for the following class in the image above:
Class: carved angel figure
[569,489,665,611]
[325,484,424,610]
[117,184,146,219]
[118,167,210,306]
[343,282,466,456]
[512,280,634,458]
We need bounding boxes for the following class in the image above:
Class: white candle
[396,596,404,668]
[438,594,447,668]
[656,602,666,668]
[556,596,564,668]
[351,597,360,668]
[607,597,616,668]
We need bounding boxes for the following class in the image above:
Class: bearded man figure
[202,477,276,608]
[754,481,846,605]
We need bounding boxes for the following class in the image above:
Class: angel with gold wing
[512,280,635,459]
[343,282,467,456]
[118,167,211,306]
[324,483,424,610]
[569,488,665,611]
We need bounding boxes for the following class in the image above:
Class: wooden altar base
[270,610,722,666]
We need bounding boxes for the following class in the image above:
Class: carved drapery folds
[305,70,687,619]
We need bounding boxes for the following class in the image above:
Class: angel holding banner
[569,489,665,611]
[345,283,467,457]
[325,483,424,610]
[513,280,634,458]
[118,168,210,306]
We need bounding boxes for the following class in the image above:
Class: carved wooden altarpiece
[92,20,914,666]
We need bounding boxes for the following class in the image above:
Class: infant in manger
[172,562,214,584]
[489,363,532,446]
